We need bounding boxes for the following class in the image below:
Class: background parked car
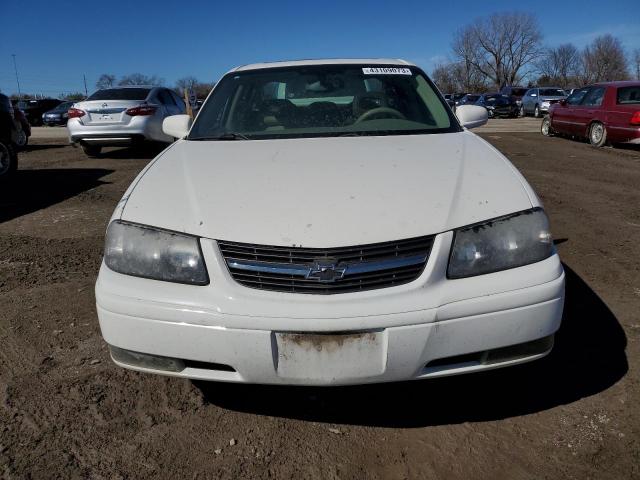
[542,81,640,146]
[42,101,75,126]
[522,87,567,117]
[475,93,519,118]
[12,105,31,150]
[452,92,468,106]
[13,98,62,126]
[0,93,18,181]
[67,86,187,157]
[458,94,481,106]
[443,94,455,108]
[500,86,529,113]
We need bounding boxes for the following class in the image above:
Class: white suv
[67,86,186,157]
[95,59,564,385]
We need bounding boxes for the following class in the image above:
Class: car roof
[98,85,157,89]
[232,58,414,72]
[591,80,640,88]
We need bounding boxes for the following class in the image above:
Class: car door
[523,89,535,114]
[551,87,588,135]
[606,85,640,142]
[574,86,606,137]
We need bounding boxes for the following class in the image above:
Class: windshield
[509,88,528,97]
[485,95,511,104]
[87,88,150,101]
[539,88,565,97]
[188,65,459,140]
[55,102,73,111]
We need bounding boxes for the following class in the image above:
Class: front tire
[81,144,102,158]
[534,105,541,118]
[14,129,28,150]
[0,141,18,181]
[589,122,607,147]
[541,115,554,137]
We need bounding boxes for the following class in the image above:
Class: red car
[541,81,640,147]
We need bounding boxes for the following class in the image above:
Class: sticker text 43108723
[362,67,412,75]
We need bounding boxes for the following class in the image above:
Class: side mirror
[163,114,192,139]
[455,105,488,129]
[559,99,567,106]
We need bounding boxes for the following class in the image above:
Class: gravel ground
[0,132,638,479]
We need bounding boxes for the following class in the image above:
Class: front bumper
[96,232,565,385]
[487,107,518,118]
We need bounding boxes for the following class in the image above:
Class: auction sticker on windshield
[362,67,412,75]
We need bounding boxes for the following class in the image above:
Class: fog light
[109,345,185,372]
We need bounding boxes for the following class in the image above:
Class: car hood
[120,132,535,247]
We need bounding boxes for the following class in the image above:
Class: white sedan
[67,86,186,157]
[95,59,564,385]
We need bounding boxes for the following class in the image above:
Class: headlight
[448,209,554,279]
[104,221,208,285]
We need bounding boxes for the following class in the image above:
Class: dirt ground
[0,130,638,479]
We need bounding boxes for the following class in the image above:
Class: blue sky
[1,0,638,96]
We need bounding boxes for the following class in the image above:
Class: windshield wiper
[190,133,250,141]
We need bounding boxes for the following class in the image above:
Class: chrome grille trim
[218,236,434,294]
[227,254,427,277]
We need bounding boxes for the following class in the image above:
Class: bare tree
[432,62,487,93]
[580,35,629,83]
[431,63,458,93]
[173,77,216,100]
[175,76,198,92]
[193,82,215,99]
[59,92,86,101]
[632,48,640,80]
[452,12,543,89]
[95,74,116,90]
[535,43,581,88]
[118,73,164,86]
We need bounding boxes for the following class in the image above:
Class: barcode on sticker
[362,67,412,75]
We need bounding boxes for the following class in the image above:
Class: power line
[11,54,21,99]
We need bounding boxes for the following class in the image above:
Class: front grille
[218,236,434,294]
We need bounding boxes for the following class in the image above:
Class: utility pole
[83,74,88,97]
[12,54,22,99]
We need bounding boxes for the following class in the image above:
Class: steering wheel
[355,107,406,124]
